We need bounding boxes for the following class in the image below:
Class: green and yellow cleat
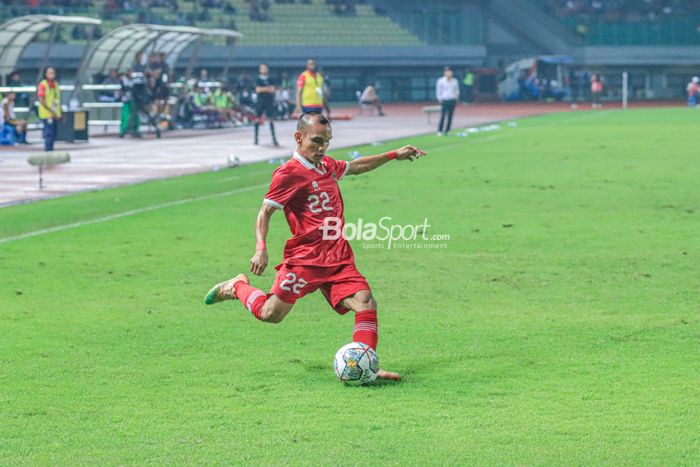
[204,273,250,305]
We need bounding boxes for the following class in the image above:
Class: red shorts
[270,262,370,314]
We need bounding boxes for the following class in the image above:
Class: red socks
[234,282,267,320]
[353,310,378,350]
[233,283,378,347]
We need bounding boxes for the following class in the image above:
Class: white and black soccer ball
[227,155,240,168]
[334,342,379,385]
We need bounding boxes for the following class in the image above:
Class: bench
[422,105,441,124]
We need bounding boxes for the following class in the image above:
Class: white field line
[217,169,273,183]
[0,111,605,246]
[430,110,607,152]
[0,183,267,246]
[217,175,240,182]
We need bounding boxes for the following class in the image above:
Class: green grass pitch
[1,108,699,464]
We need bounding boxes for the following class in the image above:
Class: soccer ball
[334,342,379,385]
[227,155,240,168]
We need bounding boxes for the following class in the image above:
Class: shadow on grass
[297,356,410,388]
[368,377,403,388]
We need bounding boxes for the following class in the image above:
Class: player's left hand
[377,369,401,381]
[395,145,427,162]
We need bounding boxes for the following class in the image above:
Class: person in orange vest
[36,67,62,151]
[295,59,326,115]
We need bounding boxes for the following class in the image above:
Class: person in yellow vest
[463,69,475,103]
[37,67,62,151]
[295,59,326,115]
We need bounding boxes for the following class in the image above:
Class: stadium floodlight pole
[622,71,628,110]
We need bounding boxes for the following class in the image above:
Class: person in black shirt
[254,63,279,146]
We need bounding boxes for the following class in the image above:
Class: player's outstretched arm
[250,203,277,276]
[346,145,426,176]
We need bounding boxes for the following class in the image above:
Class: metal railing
[1,81,224,130]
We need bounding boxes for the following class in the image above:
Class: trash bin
[56,109,89,143]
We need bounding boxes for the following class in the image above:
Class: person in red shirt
[205,111,426,381]
[591,74,603,109]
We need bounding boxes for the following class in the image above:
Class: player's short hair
[297,112,330,132]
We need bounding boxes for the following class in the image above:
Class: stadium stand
[0,0,425,46]
[217,1,424,46]
[4,0,700,103]
[3,0,700,47]
[536,0,700,45]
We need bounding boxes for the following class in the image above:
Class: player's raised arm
[346,145,427,176]
[250,203,277,276]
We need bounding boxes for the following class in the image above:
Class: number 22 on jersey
[308,192,333,213]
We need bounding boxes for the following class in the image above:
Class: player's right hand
[250,249,268,276]
[395,145,427,161]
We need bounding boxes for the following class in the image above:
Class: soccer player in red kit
[205,112,426,380]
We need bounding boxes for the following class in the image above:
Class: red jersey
[36,79,56,98]
[264,152,353,267]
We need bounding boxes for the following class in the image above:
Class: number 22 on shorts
[279,272,307,295]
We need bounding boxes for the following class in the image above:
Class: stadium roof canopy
[76,23,243,88]
[0,15,102,83]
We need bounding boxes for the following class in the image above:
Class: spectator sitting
[249,1,271,21]
[199,68,209,83]
[147,53,164,77]
[1,91,28,144]
[99,68,121,102]
[275,86,293,119]
[133,51,146,74]
[358,84,385,116]
[189,85,218,124]
[223,1,236,13]
[547,0,700,21]
[71,25,85,41]
[213,86,237,124]
[7,71,29,107]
